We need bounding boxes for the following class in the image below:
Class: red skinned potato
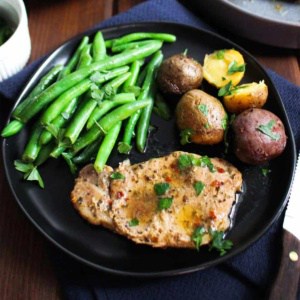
[232,108,287,165]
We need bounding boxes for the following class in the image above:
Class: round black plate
[2,22,296,277]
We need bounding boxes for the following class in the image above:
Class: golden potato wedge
[223,81,268,113]
[203,49,245,88]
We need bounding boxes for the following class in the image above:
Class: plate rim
[2,21,297,277]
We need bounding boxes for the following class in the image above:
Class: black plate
[2,22,296,277]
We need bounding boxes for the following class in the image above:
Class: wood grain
[0,1,299,299]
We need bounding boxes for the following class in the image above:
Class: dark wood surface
[0,1,299,299]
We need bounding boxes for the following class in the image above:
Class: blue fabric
[1,0,299,299]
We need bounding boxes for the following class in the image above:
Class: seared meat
[71,151,242,249]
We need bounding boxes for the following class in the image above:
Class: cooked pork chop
[71,164,114,230]
[71,151,242,249]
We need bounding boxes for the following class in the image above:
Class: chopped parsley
[154,182,170,196]
[257,120,280,141]
[128,218,139,227]
[118,142,132,154]
[178,154,215,172]
[198,156,215,172]
[192,226,206,250]
[180,128,193,145]
[227,60,246,75]
[261,167,271,177]
[198,104,208,116]
[215,49,225,59]
[218,81,232,97]
[221,115,228,130]
[110,172,125,180]
[178,154,194,171]
[194,181,205,196]
[209,230,233,256]
[157,197,173,211]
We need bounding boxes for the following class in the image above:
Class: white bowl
[0,0,31,81]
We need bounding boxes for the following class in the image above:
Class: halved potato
[203,49,245,88]
[223,81,268,113]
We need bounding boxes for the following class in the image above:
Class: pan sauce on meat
[71,151,242,249]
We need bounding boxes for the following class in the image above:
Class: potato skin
[232,108,287,165]
[157,54,203,95]
[176,89,227,145]
[223,81,268,113]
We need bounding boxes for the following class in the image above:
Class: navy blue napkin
[1,0,299,299]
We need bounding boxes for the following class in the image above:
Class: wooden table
[1,1,299,299]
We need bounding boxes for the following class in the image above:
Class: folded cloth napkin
[1,0,299,299]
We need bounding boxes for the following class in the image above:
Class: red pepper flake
[116,191,124,199]
[217,167,225,173]
[210,180,223,187]
[209,210,217,220]
[165,176,172,183]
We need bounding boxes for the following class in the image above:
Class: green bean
[77,44,92,69]
[12,64,64,118]
[1,120,24,138]
[58,36,89,79]
[15,41,162,124]
[64,99,98,144]
[112,32,176,47]
[72,138,102,165]
[86,93,136,129]
[92,31,106,61]
[35,141,56,166]
[40,79,92,126]
[136,96,154,153]
[22,125,43,162]
[72,99,150,154]
[89,66,129,84]
[102,72,131,96]
[94,121,122,173]
[104,39,113,48]
[50,144,66,159]
[111,40,155,53]
[123,60,144,89]
[122,50,163,146]
[39,97,79,145]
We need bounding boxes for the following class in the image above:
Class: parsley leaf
[257,120,280,141]
[14,160,33,173]
[178,154,194,171]
[24,167,44,188]
[118,142,132,154]
[153,94,171,121]
[194,181,205,196]
[128,218,139,227]
[261,167,271,177]
[123,85,141,97]
[198,104,208,116]
[218,81,232,97]
[198,156,215,172]
[157,197,173,211]
[215,50,225,59]
[62,152,77,175]
[209,230,233,256]
[192,226,206,250]
[110,172,125,180]
[180,129,193,145]
[227,61,246,75]
[221,115,228,130]
[154,182,170,196]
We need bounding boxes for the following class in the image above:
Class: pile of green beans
[2,31,176,187]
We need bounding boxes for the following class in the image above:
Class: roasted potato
[232,108,287,165]
[157,53,203,95]
[223,81,268,113]
[176,89,227,145]
[203,49,245,88]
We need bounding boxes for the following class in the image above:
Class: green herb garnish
[198,104,208,116]
[153,94,171,121]
[178,154,194,171]
[157,197,173,211]
[209,230,233,256]
[227,61,246,75]
[218,81,232,97]
[194,181,205,196]
[62,152,77,175]
[257,120,280,141]
[198,156,215,172]
[192,226,206,250]
[129,218,139,227]
[180,129,193,145]
[221,115,228,130]
[118,142,132,154]
[178,154,215,172]
[215,50,225,59]
[154,182,170,196]
[110,172,125,180]
[261,167,271,177]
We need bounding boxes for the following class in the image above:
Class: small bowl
[0,0,31,81]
